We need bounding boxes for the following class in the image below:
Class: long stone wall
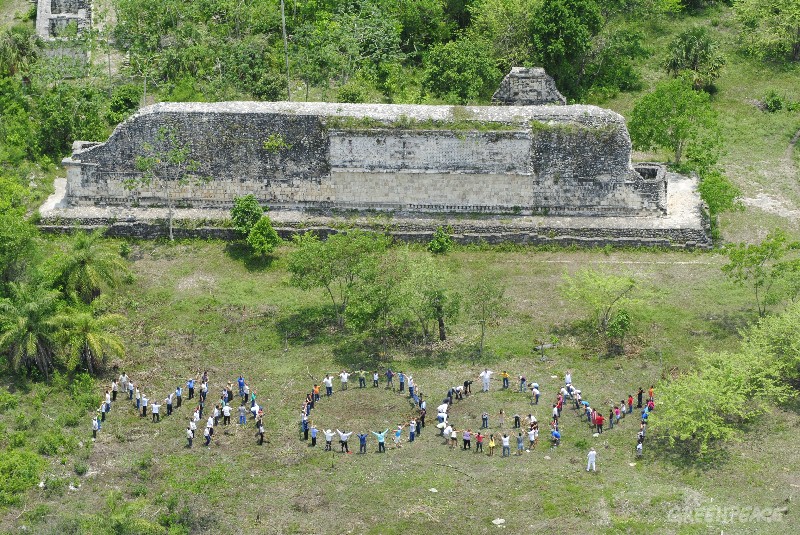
[63,102,666,217]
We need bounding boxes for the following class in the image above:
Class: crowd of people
[90,371,265,448]
[90,365,655,466]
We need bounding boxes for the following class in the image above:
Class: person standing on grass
[357,369,366,388]
[408,375,415,399]
[336,429,353,453]
[449,427,457,449]
[238,404,247,425]
[323,429,334,451]
[628,395,634,414]
[204,425,211,447]
[637,387,644,408]
[373,371,379,387]
[501,434,510,457]
[636,440,643,458]
[528,427,536,450]
[120,372,128,393]
[394,424,405,449]
[462,429,471,450]
[310,424,318,447]
[519,374,527,393]
[501,371,510,389]
[475,432,484,453]
[372,429,388,452]
[128,380,135,400]
[443,423,453,442]
[596,412,604,434]
[243,382,250,404]
[479,369,493,392]
[513,413,521,429]
[398,371,406,393]
[186,426,193,447]
[250,390,257,409]
[608,408,614,430]
[257,421,265,445]
[111,380,118,402]
[648,385,654,402]
[312,384,320,402]
[151,401,160,422]
[531,384,540,405]
[238,375,245,399]
[587,447,597,472]
[223,404,231,425]
[386,368,394,389]
[200,381,208,403]
[141,394,148,418]
[301,412,309,440]
[175,385,182,408]
[187,378,195,400]
[565,370,572,386]
[418,408,426,434]
[357,432,368,453]
[499,409,505,428]
[92,416,99,439]
[488,434,496,456]
[189,418,196,437]
[323,375,333,397]
[516,432,525,455]
[339,370,350,391]
[409,419,417,443]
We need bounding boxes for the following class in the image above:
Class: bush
[763,90,784,113]
[0,449,44,505]
[337,81,371,103]
[246,216,281,257]
[231,195,263,237]
[427,226,454,255]
[74,461,88,476]
[664,27,725,91]
[106,84,143,124]
[0,390,18,413]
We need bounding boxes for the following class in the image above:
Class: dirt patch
[176,273,217,292]
[741,193,800,220]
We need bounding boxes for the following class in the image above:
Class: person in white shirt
[92,417,99,439]
[111,380,118,401]
[323,375,334,396]
[501,434,511,456]
[565,371,572,385]
[443,424,452,442]
[323,429,335,451]
[339,371,350,390]
[372,371,379,387]
[479,369,493,392]
[336,429,352,452]
[186,426,193,447]
[151,402,160,422]
[587,447,597,471]
[527,428,536,449]
[141,395,149,417]
[204,426,211,446]
[222,404,231,425]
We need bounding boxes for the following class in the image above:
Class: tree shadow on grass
[330,336,386,370]
[705,309,755,340]
[653,437,732,472]
[223,241,275,272]
[275,305,337,346]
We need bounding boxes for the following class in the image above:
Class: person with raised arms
[372,429,389,453]
[336,429,353,453]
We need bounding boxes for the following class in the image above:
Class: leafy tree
[106,84,143,124]
[722,228,800,317]
[0,213,38,289]
[467,0,536,72]
[697,169,742,240]
[0,450,44,506]
[52,309,125,374]
[664,27,725,90]
[465,273,506,358]
[742,301,800,386]
[582,27,649,99]
[0,24,38,77]
[51,230,129,304]
[231,194,264,237]
[35,83,108,159]
[735,0,800,62]
[247,216,282,257]
[605,308,631,355]
[288,230,391,327]
[560,268,637,335]
[400,255,460,342]
[0,282,61,379]
[427,226,454,255]
[530,0,603,99]
[422,37,501,103]
[628,76,720,165]
[393,0,453,59]
[129,127,208,241]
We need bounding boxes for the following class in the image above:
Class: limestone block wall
[36,0,91,39]
[63,102,665,216]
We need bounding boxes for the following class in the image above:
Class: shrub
[664,27,725,91]
[763,90,784,113]
[74,461,88,476]
[0,390,18,413]
[246,216,281,257]
[0,450,44,505]
[427,226,454,255]
[231,195,263,237]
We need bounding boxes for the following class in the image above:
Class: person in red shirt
[627,395,634,414]
[596,413,605,434]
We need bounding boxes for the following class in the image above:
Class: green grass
[1,241,797,533]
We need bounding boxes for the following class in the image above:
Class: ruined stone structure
[44,70,711,248]
[492,67,566,106]
[63,102,665,217]
[36,0,92,40]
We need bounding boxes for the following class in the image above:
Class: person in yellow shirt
[488,434,496,456]
[501,371,510,389]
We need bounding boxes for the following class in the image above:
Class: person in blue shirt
[357,433,368,453]
[551,429,561,446]
[187,378,195,400]
[176,385,182,408]
[310,425,318,447]
[385,369,394,389]
[398,372,405,392]
[372,429,389,452]
[237,376,245,399]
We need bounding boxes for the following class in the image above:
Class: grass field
[2,241,797,533]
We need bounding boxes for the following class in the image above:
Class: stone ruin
[41,69,711,249]
[492,67,566,106]
[36,0,92,40]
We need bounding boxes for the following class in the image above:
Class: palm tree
[0,25,38,77]
[55,230,129,304]
[52,309,125,374]
[0,282,61,379]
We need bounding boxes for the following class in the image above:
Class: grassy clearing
[1,241,797,533]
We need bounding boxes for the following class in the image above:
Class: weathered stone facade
[492,67,567,106]
[36,0,92,39]
[63,101,665,217]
